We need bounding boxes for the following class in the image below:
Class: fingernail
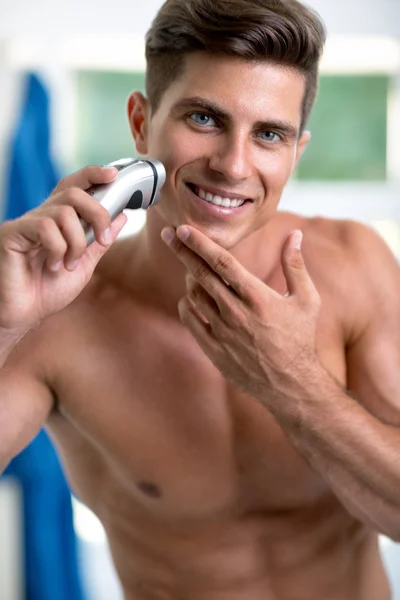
[102,228,112,244]
[68,260,79,271]
[161,227,175,245]
[293,231,303,251]
[177,226,190,241]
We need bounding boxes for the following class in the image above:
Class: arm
[0,165,126,473]
[292,222,400,537]
[162,222,400,540]
[0,331,54,473]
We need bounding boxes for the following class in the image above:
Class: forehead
[158,52,306,128]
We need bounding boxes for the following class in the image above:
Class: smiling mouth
[186,183,251,209]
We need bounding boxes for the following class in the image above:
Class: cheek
[148,122,200,174]
[262,150,297,192]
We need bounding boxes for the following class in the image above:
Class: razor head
[82,157,166,245]
[106,158,166,209]
[124,159,166,210]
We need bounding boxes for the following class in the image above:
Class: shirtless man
[1,0,400,598]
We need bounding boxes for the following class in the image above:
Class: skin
[0,53,400,600]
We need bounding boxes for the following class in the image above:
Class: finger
[189,281,220,326]
[174,225,264,302]
[178,295,221,356]
[162,227,233,310]
[49,187,112,245]
[48,205,88,271]
[52,165,118,194]
[185,273,196,294]
[83,212,127,268]
[281,230,319,306]
[15,216,69,272]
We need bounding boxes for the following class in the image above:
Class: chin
[155,199,260,249]
[185,220,248,250]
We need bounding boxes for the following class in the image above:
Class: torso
[28,213,391,599]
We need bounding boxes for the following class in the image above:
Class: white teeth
[195,187,245,209]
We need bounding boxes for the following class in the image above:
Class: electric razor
[82,157,166,245]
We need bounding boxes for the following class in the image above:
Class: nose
[208,131,253,182]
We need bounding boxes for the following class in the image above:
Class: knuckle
[56,205,76,223]
[214,253,232,273]
[65,186,83,203]
[249,293,263,314]
[193,263,209,281]
[37,216,56,234]
[50,186,81,206]
[290,255,305,271]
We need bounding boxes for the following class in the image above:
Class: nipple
[137,481,162,499]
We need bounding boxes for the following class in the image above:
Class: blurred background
[0,0,399,598]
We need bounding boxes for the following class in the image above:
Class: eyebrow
[171,96,299,139]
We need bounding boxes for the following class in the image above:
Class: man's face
[130,53,309,249]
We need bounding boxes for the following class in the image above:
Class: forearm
[266,362,400,539]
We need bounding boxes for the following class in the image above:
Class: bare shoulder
[302,214,399,284]
[294,213,400,343]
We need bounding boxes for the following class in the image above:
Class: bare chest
[48,305,346,521]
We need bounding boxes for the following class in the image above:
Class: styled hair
[145,0,326,133]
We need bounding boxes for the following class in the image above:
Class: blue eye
[259,131,281,142]
[190,113,216,127]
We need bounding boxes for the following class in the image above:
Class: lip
[187,183,252,202]
[185,183,251,218]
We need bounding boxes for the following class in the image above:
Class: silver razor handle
[82,158,166,245]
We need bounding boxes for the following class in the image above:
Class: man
[0,0,400,598]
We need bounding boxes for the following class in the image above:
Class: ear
[292,130,311,171]
[127,92,149,155]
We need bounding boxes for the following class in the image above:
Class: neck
[118,209,288,318]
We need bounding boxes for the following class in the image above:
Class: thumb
[84,212,128,267]
[281,230,312,298]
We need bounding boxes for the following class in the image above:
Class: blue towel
[2,73,85,600]
[4,73,59,220]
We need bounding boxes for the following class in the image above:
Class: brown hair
[145,0,326,133]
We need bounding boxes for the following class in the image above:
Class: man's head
[145,0,326,134]
[128,0,326,249]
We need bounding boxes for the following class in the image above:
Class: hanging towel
[4,72,59,219]
[2,72,85,600]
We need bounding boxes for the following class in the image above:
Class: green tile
[296,75,388,181]
[75,71,146,169]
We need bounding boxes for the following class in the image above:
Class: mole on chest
[109,391,327,515]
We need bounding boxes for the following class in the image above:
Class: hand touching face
[162,224,321,402]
